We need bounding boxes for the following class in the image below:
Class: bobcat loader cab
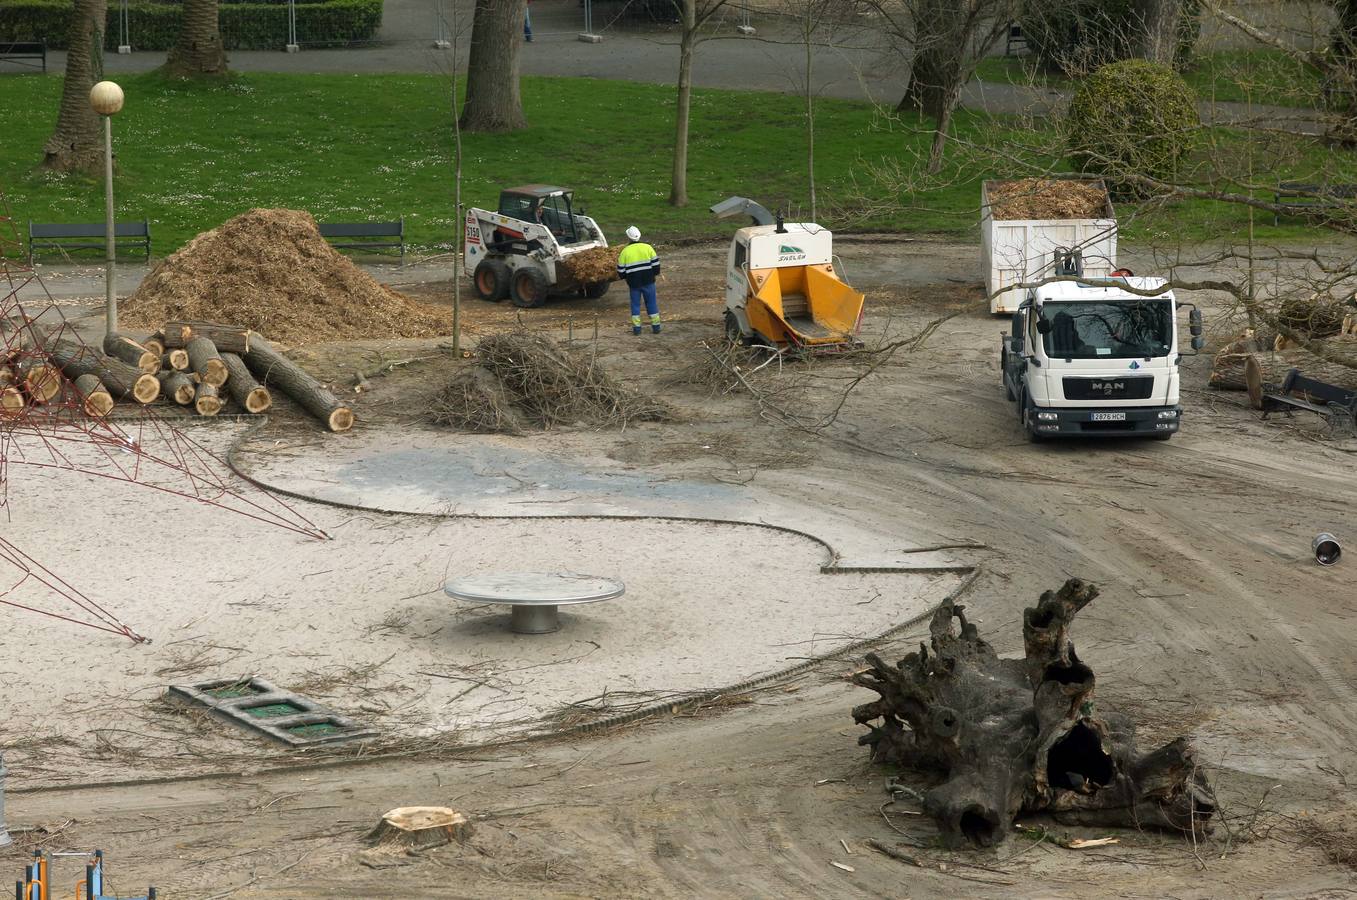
[1000,262,1204,442]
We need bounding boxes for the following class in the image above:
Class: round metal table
[444,573,625,634]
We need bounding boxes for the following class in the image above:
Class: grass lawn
[976,48,1322,108]
[0,70,1339,261]
[0,71,1017,257]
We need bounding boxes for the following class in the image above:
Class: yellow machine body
[722,222,864,351]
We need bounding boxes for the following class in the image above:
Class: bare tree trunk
[805,25,816,220]
[164,0,228,77]
[670,0,698,208]
[1136,0,1182,64]
[460,0,528,132]
[42,0,107,175]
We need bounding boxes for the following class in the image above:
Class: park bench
[318,219,405,261]
[0,40,46,73]
[28,220,151,261]
[1273,181,1357,225]
[1260,367,1357,431]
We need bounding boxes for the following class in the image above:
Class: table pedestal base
[510,603,560,634]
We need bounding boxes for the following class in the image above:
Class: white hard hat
[625,226,641,242]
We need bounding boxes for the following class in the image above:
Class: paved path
[6,0,1323,131]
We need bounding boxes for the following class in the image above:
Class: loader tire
[510,267,550,308]
[583,281,610,300]
[473,259,510,302]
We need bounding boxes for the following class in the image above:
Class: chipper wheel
[472,258,511,302]
[724,310,749,346]
[510,267,550,308]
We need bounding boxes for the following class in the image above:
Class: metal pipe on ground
[1314,532,1342,566]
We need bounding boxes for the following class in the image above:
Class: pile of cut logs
[40,321,354,432]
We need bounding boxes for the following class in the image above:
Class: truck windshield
[1039,299,1172,359]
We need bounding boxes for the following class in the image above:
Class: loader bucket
[748,264,864,349]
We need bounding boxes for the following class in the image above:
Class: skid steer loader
[712,196,865,351]
[465,185,612,308]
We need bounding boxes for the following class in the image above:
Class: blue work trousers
[629,282,659,319]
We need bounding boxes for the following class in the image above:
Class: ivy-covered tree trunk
[460,0,528,132]
[42,0,107,174]
[164,0,228,77]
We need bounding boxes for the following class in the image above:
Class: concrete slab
[0,425,967,786]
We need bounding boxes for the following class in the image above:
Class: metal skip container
[1314,533,1342,566]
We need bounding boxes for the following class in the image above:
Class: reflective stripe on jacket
[617,241,660,288]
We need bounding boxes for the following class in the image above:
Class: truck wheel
[583,281,610,299]
[472,258,510,302]
[510,267,550,308]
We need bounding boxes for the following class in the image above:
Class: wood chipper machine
[711,196,865,351]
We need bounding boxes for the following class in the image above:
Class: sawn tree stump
[851,579,1214,848]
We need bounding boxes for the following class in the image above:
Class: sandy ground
[2,238,1356,897]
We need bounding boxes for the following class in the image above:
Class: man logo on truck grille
[1091,381,1124,394]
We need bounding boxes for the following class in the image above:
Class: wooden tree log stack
[49,342,160,404]
[73,374,114,417]
[851,579,1214,848]
[157,370,197,406]
[244,337,353,432]
[102,333,160,374]
[186,336,229,387]
[220,352,271,414]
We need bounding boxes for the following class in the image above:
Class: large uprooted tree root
[852,578,1214,848]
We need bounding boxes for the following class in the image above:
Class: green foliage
[1020,0,1201,76]
[1067,59,1199,197]
[0,0,382,51]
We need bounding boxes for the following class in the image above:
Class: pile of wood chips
[987,179,1110,220]
[557,246,622,285]
[121,209,446,345]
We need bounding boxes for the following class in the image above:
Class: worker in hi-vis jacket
[616,226,662,335]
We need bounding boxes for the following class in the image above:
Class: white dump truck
[1000,258,1204,442]
[981,179,1118,314]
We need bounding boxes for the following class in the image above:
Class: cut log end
[1245,355,1264,410]
[194,382,222,416]
[367,807,471,849]
[74,373,114,417]
[0,386,25,417]
[200,360,229,387]
[142,335,166,358]
[166,349,190,371]
[131,373,160,405]
[244,386,271,414]
[328,407,355,432]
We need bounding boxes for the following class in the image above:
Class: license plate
[1090,412,1126,422]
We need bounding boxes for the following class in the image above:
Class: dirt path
[4,244,1355,897]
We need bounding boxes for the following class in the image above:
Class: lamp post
[89,80,124,338]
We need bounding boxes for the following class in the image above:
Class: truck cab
[1001,276,1203,441]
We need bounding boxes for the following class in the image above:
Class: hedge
[1067,59,1200,199]
[0,0,383,51]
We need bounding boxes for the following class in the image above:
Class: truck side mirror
[1191,335,1205,350]
[1189,308,1203,337]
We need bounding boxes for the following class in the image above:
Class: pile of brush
[432,332,669,433]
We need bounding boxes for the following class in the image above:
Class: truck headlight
[1037,412,1059,421]
[1157,410,1179,419]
